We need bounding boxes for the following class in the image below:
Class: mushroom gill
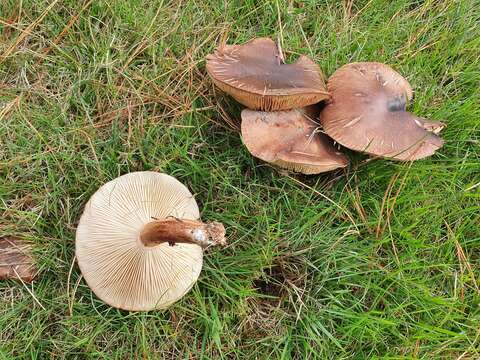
[75,172,226,311]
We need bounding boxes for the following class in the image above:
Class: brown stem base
[140,218,226,248]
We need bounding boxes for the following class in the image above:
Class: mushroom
[206,38,329,111]
[320,62,445,160]
[75,171,226,311]
[241,107,349,174]
[0,237,36,282]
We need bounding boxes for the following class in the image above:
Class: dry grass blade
[286,174,359,232]
[446,222,480,294]
[0,0,61,65]
[37,0,94,62]
[376,172,399,238]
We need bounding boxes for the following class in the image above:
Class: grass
[0,0,479,358]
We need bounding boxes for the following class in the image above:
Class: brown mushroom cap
[206,38,329,111]
[320,62,445,160]
[241,107,349,174]
[0,237,36,282]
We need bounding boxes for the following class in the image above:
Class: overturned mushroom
[0,237,36,282]
[320,62,445,160]
[206,38,329,111]
[241,107,349,174]
[76,172,226,311]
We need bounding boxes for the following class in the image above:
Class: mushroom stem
[140,218,226,248]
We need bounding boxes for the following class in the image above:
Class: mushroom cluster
[206,38,445,172]
[1,39,447,314]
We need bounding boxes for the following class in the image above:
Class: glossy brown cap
[206,38,329,111]
[241,107,349,174]
[320,62,445,160]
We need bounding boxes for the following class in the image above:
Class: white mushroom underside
[76,172,203,311]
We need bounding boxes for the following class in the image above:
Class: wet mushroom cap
[206,38,329,111]
[320,62,444,160]
[241,108,349,174]
[75,172,203,311]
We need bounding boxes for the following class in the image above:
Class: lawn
[1,0,479,358]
